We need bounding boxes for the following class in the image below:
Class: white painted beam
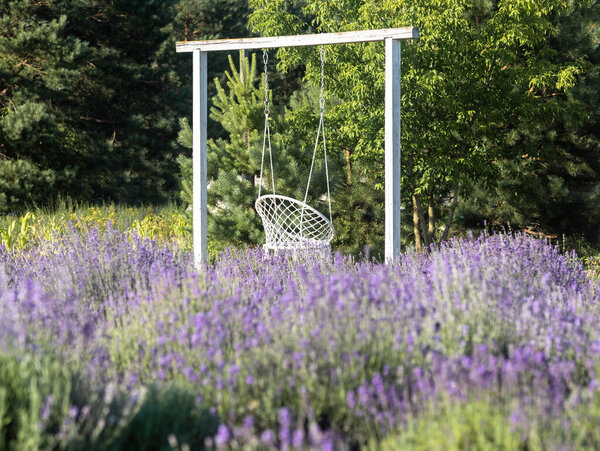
[176,27,418,53]
[385,38,401,262]
[193,50,208,267]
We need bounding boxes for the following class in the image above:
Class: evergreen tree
[59,0,185,204]
[0,0,90,210]
[178,52,340,252]
[0,0,187,211]
[178,53,273,250]
[165,0,251,139]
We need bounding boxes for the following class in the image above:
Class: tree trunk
[345,148,352,183]
[412,195,422,252]
[428,192,435,244]
[414,194,430,247]
[440,182,461,243]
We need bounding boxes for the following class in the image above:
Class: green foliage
[0,212,35,251]
[0,351,72,450]
[378,388,600,450]
[169,0,249,42]
[0,202,191,252]
[376,399,524,450]
[332,177,385,259]
[456,1,600,244]
[177,52,266,252]
[584,255,600,282]
[165,0,251,140]
[248,0,594,247]
[0,0,188,210]
[209,53,266,179]
[0,159,56,214]
[108,384,219,451]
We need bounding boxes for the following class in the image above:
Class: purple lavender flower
[261,429,275,446]
[215,424,230,446]
[1,227,599,448]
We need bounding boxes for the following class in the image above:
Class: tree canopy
[0,0,249,212]
[1,0,598,254]
[248,0,597,250]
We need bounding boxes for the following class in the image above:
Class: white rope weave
[255,194,334,250]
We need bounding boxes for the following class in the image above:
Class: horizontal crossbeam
[176,27,418,53]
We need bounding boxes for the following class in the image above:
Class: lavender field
[1,227,600,449]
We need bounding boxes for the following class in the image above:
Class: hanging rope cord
[258,50,275,198]
[257,46,333,223]
[304,45,333,224]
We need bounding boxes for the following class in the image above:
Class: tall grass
[0,200,191,254]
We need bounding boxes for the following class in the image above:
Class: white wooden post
[193,50,208,267]
[385,38,401,262]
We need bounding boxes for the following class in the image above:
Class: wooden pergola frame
[176,27,419,266]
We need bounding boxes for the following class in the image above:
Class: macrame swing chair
[255,46,335,252]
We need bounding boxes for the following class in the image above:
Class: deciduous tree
[248,0,589,250]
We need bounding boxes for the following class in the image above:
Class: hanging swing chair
[255,46,335,251]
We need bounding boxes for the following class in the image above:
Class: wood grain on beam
[176,27,418,53]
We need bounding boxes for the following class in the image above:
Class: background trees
[0,0,185,211]
[458,1,600,251]
[248,0,597,252]
[0,0,250,212]
[1,0,598,255]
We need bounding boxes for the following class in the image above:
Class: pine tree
[178,53,272,250]
[164,0,250,139]
[178,52,340,252]
[51,0,185,204]
[0,0,89,210]
[0,0,186,211]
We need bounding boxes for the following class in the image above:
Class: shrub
[0,350,72,450]
[376,399,524,451]
[0,350,218,451]
[112,384,218,451]
[0,159,56,214]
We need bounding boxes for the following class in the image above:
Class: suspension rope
[258,49,275,199]
[303,45,333,223]
[259,45,333,227]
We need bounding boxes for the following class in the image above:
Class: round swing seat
[255,194,334,251]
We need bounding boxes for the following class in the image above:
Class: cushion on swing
[255,194,334,250]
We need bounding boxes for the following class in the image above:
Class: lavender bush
[1,225,599,449]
